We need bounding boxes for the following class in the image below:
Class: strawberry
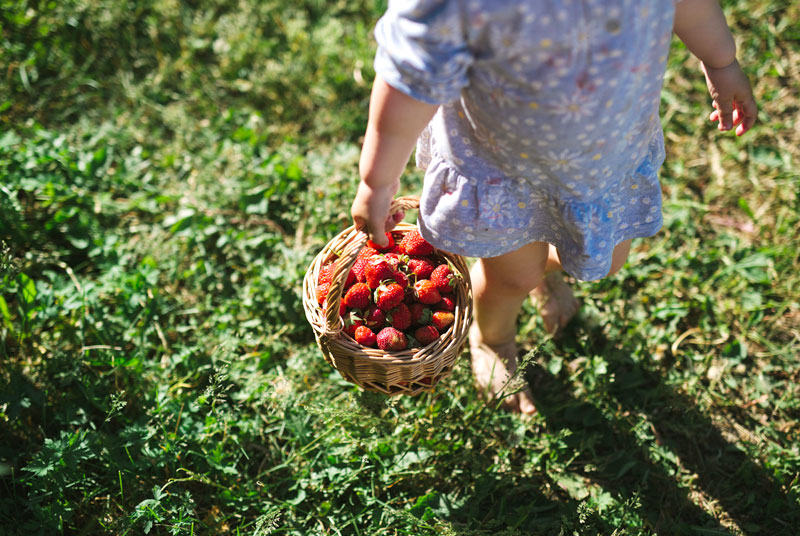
[316,282,330,305]
[399,229,434,256]
[344,269,356,289]
[383,252,408,272]
[365,256,394,289]
[408,303,432,326]
[357,246,379,260]
[354,325,377,347]
[318,263,335,285]
[321,261,355,289]
[376,327,408,351]
[438,295,456,312]
[414,325,440,345]
[365,305,386,330]
[408,256,435,280]
[375,282,405,311]
[387,303,411,331]
[430,264,457,293]
[343,311,365,337]
[392,270,409,289]
[413,280,441,305]
[367,232,395,252]
[342,282,371,309]
[431,310,455,331]
[350,257,367,283]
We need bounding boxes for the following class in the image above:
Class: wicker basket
[303,196,473,396]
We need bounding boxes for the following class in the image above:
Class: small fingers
[354,215,389,247]
[715,98,735,131]
[369,221,390,247]
[736,97,758,136]
[392,210,405,224]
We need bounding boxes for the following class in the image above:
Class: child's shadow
[522,327,799,535]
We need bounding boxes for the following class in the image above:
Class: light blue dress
[374,0,676,280]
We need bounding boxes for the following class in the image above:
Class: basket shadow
[522,362,725,534]
[523,327,799,535]
[601,349,800,534]
[394,466,620,534]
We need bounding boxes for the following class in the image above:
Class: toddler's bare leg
[530,240,632,333]
[469,242,549,414]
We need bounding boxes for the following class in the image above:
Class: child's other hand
[702,59,757,136]
[350,181,403,247]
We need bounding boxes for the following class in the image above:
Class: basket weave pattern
[303,197,473,396]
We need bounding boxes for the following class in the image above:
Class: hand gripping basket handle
[324,195,420,334]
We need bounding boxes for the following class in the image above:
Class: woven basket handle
[324,195,420,334]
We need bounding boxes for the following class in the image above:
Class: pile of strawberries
[316,229,461,352]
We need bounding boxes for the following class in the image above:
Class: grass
[1,0,799,534]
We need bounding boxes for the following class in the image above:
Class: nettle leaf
[23,459,58,477]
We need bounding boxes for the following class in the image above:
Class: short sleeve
[374,0,473,105]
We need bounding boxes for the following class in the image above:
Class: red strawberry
[387,303,411,331]
[350,257,367,283]
[367,232,395,252]
[408,303,432,326]
[354,325,377,347]
[316,282,331,305]
[431,310,455,331]
[375,282,405,311]
[399,229,434,256]
[343,312,365,337]
[383,252,408,272]
[365,256,394,289]
[357,246,379,260]
[414,325,440,345]
[408,256,435,280]
[342,282,371,309]
[365,305,386,330]
[376,327,408,351]
[321,261,355,289]
[392,270,409,289]
[431,264,457,293]
[344,269,356,289]
[318,263,335,285]
[413,280,441,305]
[438,295,456,312]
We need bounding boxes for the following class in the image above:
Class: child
[351,0,757,413]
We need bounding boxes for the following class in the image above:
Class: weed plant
[1,0,798,534]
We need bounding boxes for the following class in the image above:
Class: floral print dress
[374,0,676,280]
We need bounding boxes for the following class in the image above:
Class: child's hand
[350,181,403,247]
[702,59,757,136]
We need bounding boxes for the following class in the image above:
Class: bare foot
[469,324,536,415]
[530,271,580,335]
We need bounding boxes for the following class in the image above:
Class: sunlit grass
[1,0,798,534]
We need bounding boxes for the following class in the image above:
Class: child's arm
[351,75,438,247]
[673,0,757,136]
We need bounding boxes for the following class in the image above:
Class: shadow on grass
[521,327,799,535]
